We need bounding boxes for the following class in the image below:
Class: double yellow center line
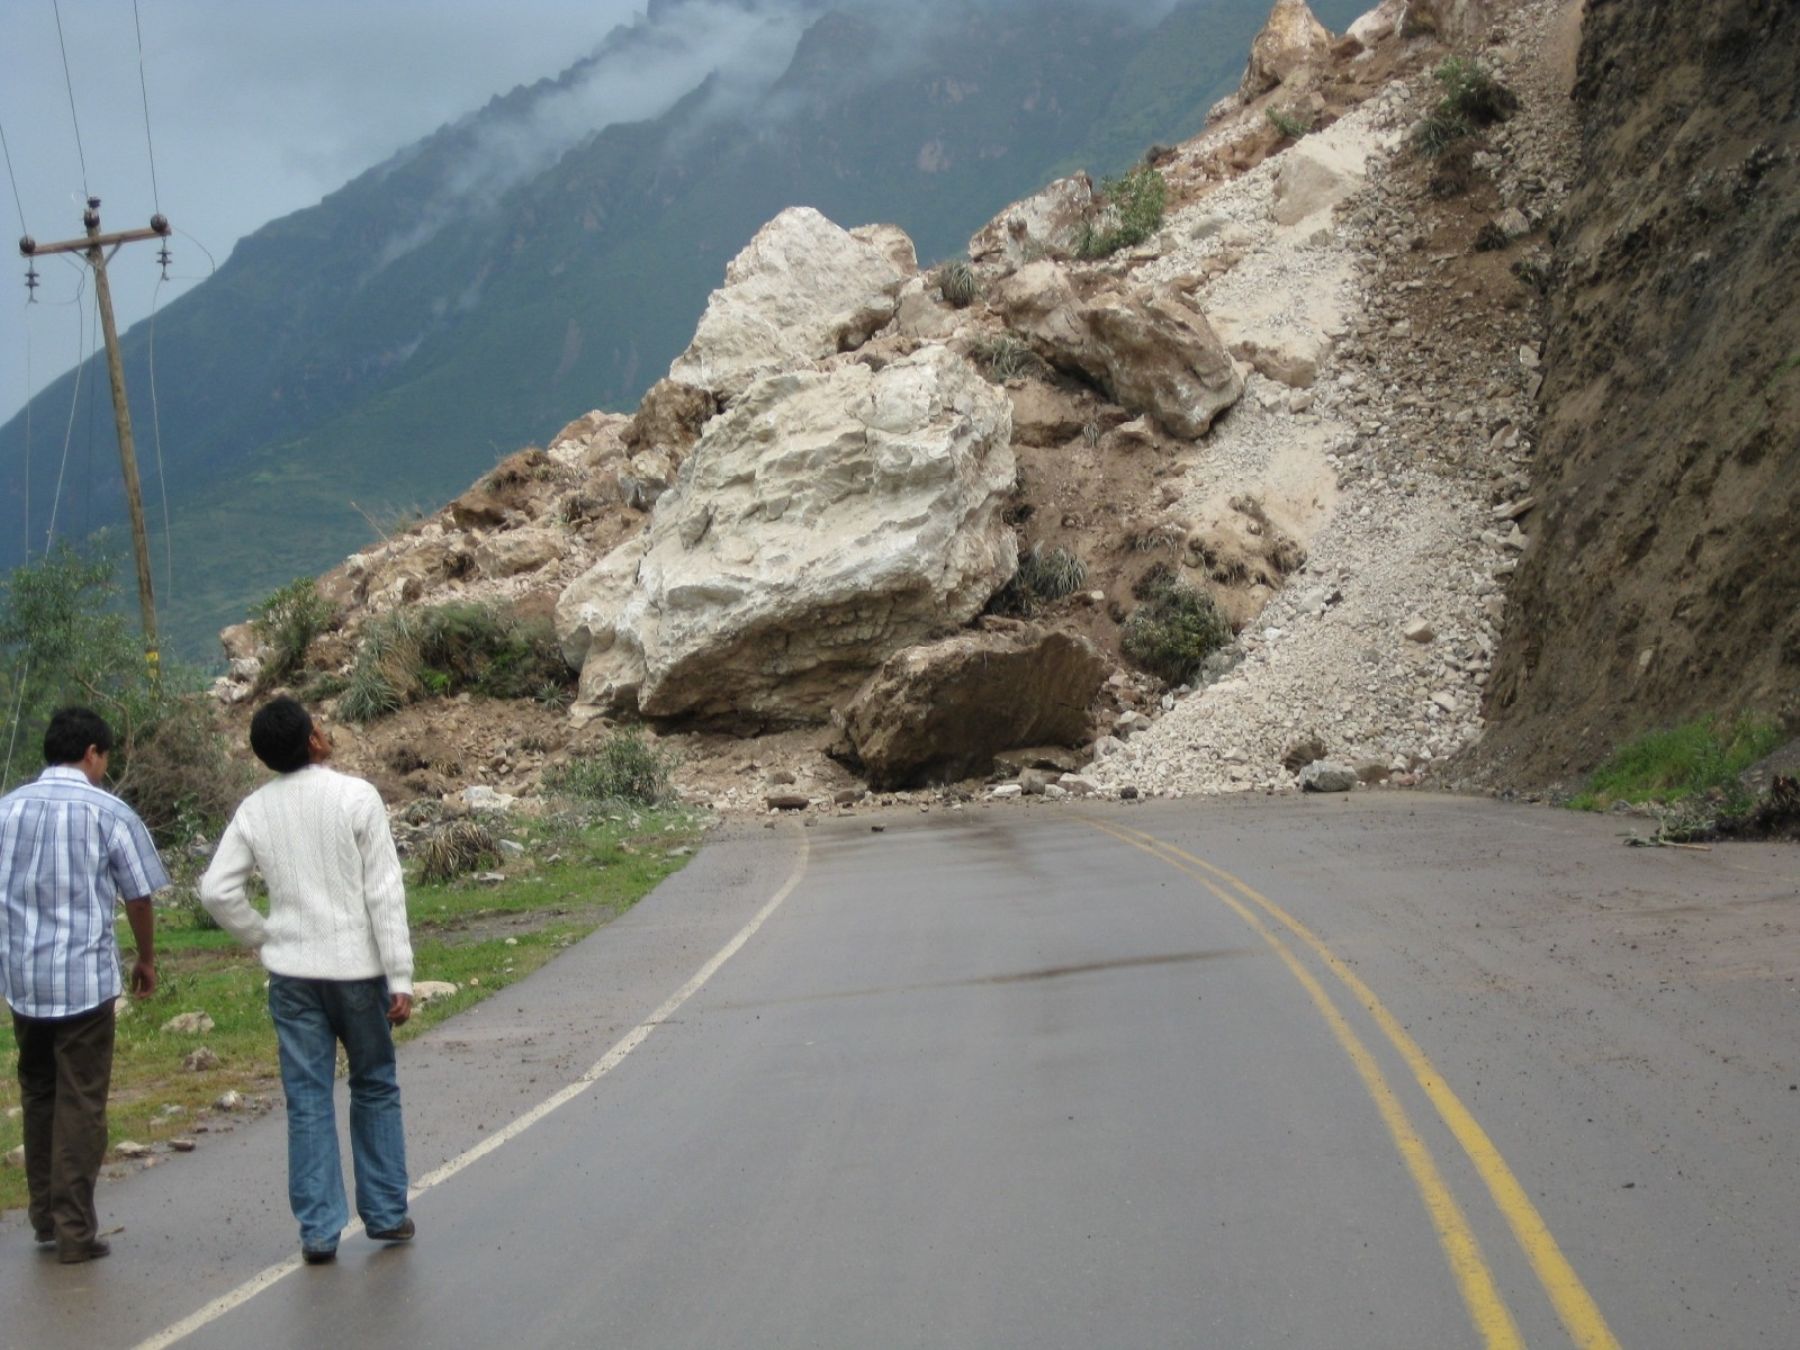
[1086,817,1620,1350]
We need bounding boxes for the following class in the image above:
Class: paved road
[6,796,1797,1348]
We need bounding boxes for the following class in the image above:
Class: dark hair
[43,707,115,767]
[250,696,314,774]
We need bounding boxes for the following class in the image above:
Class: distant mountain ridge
[0,0,1364,655]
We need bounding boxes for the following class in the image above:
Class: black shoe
[368,1217,415,1243]
[34,1230,55,1247]
[301,1247,337,1266]
[57,1239,111,1265]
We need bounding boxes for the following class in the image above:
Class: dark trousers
[13,1000,116,1252]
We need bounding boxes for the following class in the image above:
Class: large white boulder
[556,346,1016,723]
[667,207,915,404]
[994,262,1243,439]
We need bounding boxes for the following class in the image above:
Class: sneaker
[301,1247,337,1266]
[57,1239,111,1265]
[367,1217,415,1243]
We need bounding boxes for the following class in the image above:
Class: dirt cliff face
[1477,0,1799,784]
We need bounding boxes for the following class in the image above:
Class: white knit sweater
[200,766,413,994]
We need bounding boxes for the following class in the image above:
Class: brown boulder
[1241,0,1333,99]
[842,626,1108,789]
[994,263,1243,440]
[623,379,717,459]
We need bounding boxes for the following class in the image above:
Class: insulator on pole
[18,235,36,256]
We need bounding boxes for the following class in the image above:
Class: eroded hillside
[212,0,1795,815]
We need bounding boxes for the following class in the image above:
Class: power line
[0,118,28,235]
[44,263,92,549]
[131,0,162,215]
[49,0,90,197]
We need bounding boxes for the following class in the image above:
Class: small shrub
[416,817,501,884]
[111,695,257,843]
[1075,166,1167,259]
[1436,57,1519,128]
[935,259,978,309]
[547,730,674,806]
[1121,577,1232,684]
[1413,109,1471,159]
[1412,58,1517,160]
[970,334,1041,383]
[250,578,335,685]
[1474,220,1510,252]
[1265,106,1313,140]
[992,543,1088,614]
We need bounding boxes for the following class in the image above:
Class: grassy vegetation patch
[0,807,704,1212]
[1075,165,1168,259]
[1568,714,1785,812]
[340,601,571,724]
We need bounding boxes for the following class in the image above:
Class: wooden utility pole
[19,199,171,678]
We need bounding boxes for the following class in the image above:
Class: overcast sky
[0,0,646,429]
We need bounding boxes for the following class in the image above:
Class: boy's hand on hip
[387,993,413,1025]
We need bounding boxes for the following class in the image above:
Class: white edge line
[133,828,812,1350]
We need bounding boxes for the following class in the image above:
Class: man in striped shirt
[1,706,167,1264]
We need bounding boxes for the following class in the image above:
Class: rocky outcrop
[667,207,915,404]
[841,623,1108,788]
[556,346,1016,724]
[1401,0,1491,44]
[1478,0,1800,783]
[967,173,1096,271]
[993,262,1243,439]
[1241,0,1334,99]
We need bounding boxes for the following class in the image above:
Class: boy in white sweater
[201,696,416,1264]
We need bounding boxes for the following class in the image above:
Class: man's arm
[354,783,414,1011]
[123,896,156,997]
[198,815,270,950]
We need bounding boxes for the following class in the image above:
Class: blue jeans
[268,974,409,1252]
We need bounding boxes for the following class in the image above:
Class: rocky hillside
[1470,0,1799,787]
[212,0,1795,814]
[0,0,1367,657]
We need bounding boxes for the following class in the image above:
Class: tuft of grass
[935,259,979,309]
[1266,106,1314,140]
[547,729,675,806]
[970,334,1041,383]
[1121,573,1232,684]
[1075,166,1167,259]
[250,577,335,686]
[416,817,501,884]
[991,543,1088,615]
[0,809,704,1214]
[1569,714,1785,812]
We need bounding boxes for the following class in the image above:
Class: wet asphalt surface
[6,794,1797,1349]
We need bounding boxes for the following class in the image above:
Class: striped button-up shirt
[0,765,169,1019]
